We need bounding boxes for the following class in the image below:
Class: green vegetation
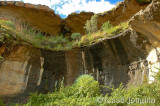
[16,70,159,106]
[102,21,128,35]
[80,35,90,45]
[0,20,15,30]
[71,33,81,40]
[80,18,128,46]
[101,21,112,31]
[16,27,75,51]
[74,74,100,97]
[1,70,160,105]
[0,20,14,43]
[0,18,128,50]
[84,14,98,34]
[25,75,100,106]
[0,97,5,106]
[0,20,74,51]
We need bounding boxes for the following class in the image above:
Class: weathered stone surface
[0,45,42,96]
[64,12,94,34]
[63,0,149,34]
[0,29,158,104]
[130,0,160,47]
[0,1,62,35]
[1,0,160,104]
[0,0,149,35]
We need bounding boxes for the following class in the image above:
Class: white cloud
[53,0,115,16]
[50,0,68,5]
[3,0,116,17]
[59,0,115,16]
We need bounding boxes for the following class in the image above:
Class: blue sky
[6,0,123,18]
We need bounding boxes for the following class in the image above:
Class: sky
[3,0,123,18]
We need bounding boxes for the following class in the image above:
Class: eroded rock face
[1,29,159,104]
[0,1,62,35]
[0,45,43,96]
[0,0,149,35]
[130,0,160,47]
[64,0,149,34]
[1,0,160,104]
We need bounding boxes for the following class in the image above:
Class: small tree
[71,33,82,40]
[84,14,98,34]
[101,21,112,31]
[74,74,100,97]
[90,14,98,33]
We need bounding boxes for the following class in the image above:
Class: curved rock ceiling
[0,0,149,35]
[0,1,62,35]
[130,0,160,47]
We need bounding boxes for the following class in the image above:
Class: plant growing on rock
[101,21,128,36]
[80,35,89,45]
[84,14,98,34]
[101,21,112,31]
[71,33,81,40]
[0,70,157,106]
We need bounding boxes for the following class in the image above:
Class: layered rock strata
[0,0,149,35]
[1,0,160,104]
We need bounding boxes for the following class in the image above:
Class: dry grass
[0,20,74,51]
[79,21,129,46]
[80,35,89,45]
[0,19,129,49]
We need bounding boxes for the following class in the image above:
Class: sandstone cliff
[0,0,149,35]
[130,0,160,47]
[1,0,160,104]
[65,0,149,34]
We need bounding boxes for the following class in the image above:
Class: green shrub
[84,20,91,34]
[151,68,160,84]
[50,35,68,44]
[90,14,98,33]
[74,74,100,98]
[0,20,15,30]
[65,41,74,49]
[26,28,35,35]
[79,21,128,46]
[84,14,98,34]
[24,72,160,106]
[0,26,12,43]
[0,19,128,50]
[71,33,81,40]
[80,35,89,45]
[89,31,105,42]
[35,33,44,40]
[55,44,63,51]
[0,35,5,43]
[0,97,5,106]
[101,21,112,31]
[4,20,15,29]
[101,21,128,36]
[25,74,101,106]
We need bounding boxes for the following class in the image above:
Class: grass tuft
[0,19,128,50]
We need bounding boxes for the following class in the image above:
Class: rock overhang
[0,0,150,36]
[0,1,62,35]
